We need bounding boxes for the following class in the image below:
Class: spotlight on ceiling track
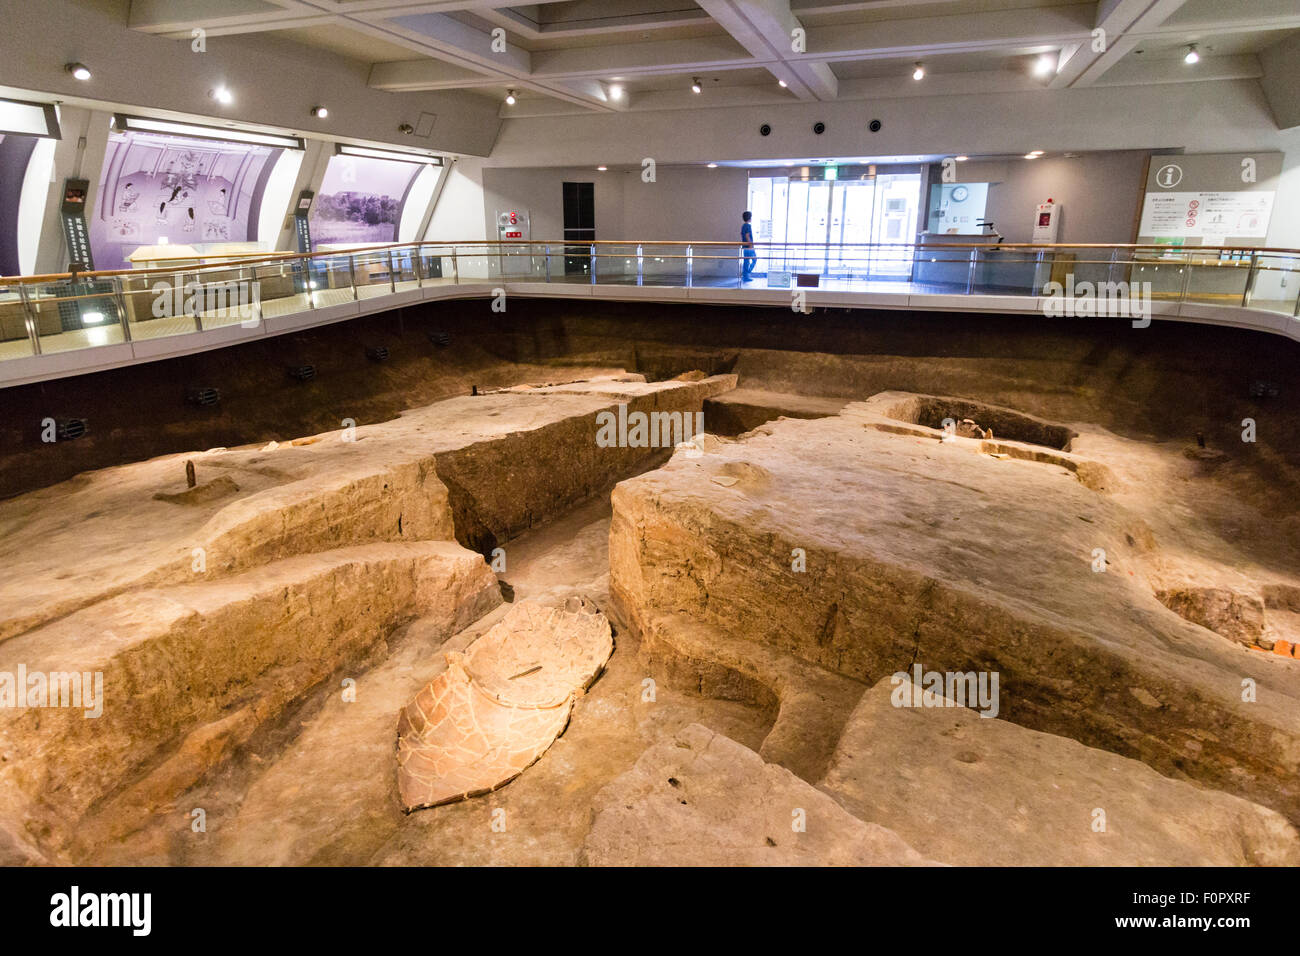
[505,89,516,105]
[210,86,233,105]
[691,77,702,94]
[1033,54,1055,77]
[310,106,328,119]
[912,63,925,81]
[65,62,91,81]
[1184,44,1199,64]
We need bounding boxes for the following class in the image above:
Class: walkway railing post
[637,244,643,286]
[966,249,978,294]
[590,244,597,285]
[1178,253,1194,304]
[544,245,551,282]
[686,245,693,287]
[189,273,204,331]
[18,282,41,356]
[413,249,424,288]
[387,250,397,293]
[1241,252,1259,307]
[111,276,132,342]
[302,260,317,309]
[451,247,459,284]
[348,256,359,300]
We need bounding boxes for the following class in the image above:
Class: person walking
[741,211,757,282]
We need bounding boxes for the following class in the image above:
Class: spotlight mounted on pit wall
[759,123,772,136]
[868,119,882,133]
[812,121,826,135]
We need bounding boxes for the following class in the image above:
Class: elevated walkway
[2,240,1297,388]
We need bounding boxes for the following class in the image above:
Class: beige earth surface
[2,350,1298,866]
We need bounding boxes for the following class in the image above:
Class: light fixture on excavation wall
[65,63,91,81]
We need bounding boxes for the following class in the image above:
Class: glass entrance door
[748,171,922,281]
[828,180,875,275]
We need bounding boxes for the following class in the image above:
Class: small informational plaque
[60,178,94,270]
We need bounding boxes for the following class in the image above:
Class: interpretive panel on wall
[91,129,282,269]
[308,154,419,249]
[1136,152,1282,247]
[1139,191,1274,240]
[0,132,40,276]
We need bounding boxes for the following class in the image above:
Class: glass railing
[2,240,1297,364]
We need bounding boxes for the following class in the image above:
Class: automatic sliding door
[788,180,831,272]
[830,181,875,277]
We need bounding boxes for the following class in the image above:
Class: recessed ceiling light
[609,83,623,99]
[1184,44,1200,64]
[505,89,516,105]
[65,63,91,81]
[707,163,718,168]
[1024,153,1040,159]
[1033,54,1055,77]
[691,77,702,94]
[310,106,328,119]
[778,79,787,88]
[955,155,968,162]
[210,86,233,105]
[1030,150,1044,156]
[912,63,925,81]
[597,165,607,171]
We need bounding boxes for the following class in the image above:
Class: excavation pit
[881,394,1077,450]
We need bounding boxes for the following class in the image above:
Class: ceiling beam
[697,0,837,100]
[1053,0,1187,88]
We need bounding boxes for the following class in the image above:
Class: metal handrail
[3,239,1298,285]
[2,239,1297,371]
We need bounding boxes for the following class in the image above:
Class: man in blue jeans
[741,210,757,281]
